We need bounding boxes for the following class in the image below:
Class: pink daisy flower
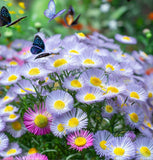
[67,130,93,151]
[23,104,52,135]
[16,153,48,160]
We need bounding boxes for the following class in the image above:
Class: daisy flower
[0,142,22,158]
[135,137,153,160]
[12,79,36,95]
[23,104,52,135]
[76,86,104,104]
[67,130,93,151]
[0,105,18,116]
[62,75,85,91]
[62,108,88,133]
[3,113,20,123]
[6,119,27,138]
[46,90,74,115]
[115,34,137,44]
[126,83,147,102]
[0,119,6,132]
[75,32,87,41]
[16,153,48,160]
[138,125,153,138]
[109,136,135,160]
[17,47,33,61]
[93,130,113,158]
[0,133,9,151]
[50,116,66,138]
[11,39,32,49]
[118,62,133,77]
[0,66,21,85]
[77,50,102,68]
[79,68,107,88]
[102,99,118,118]
[125,105,144,129]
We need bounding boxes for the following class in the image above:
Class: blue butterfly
[0,6,27,27]
[44,0,66,22]
[30,35,58,59]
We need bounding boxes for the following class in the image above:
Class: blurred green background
[0,0,153,53]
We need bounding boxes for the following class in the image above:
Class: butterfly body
[44,0,66,22]
[64,6,81,27]
[31,35,59,59]
[0,6,27,27]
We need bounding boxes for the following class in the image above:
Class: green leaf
[110,7,128,20]
[66,153,81,160]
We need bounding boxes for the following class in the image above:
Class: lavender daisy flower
[12,79,36,95]
[46,90,74,115]
[21,62,50,79]
[93,130,113,158]
[138,125,153,138]
[6,119,27,138]
[11,39,32,49]
[0,133,9,151]
[62,108,88,133]
[62,76,85,91]
[76,86,104,104]
[125,105,144,129]
[109,136,135,160]
[0,66,21,85]
[17,47,33,61]
[93,32,114,43]
[102,99,118,118]
[67,130,93,151]
[80,68,107,88]
[3,113,20,123]
[0,105,18,116]
[0,142,22,158]
[135,137,153,160]
[50,116,66,138]
[23,104,52,135]
[126,83,147,102]
[115,34,137,44]
[0,119,6,132]
[75,32,87,41]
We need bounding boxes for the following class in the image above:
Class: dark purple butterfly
[64,6,81,27]
[30,35,59,59]
[0,6,27,27]
[44,0,66,22]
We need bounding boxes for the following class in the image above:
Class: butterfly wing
[6,16,27,27]
[44,0,55,19]
[30,35,45,55]
[0,6,11,27]
[64,6,75,26]
[49,9,66,22]
[35,53,59,59]
[71,14,81,26]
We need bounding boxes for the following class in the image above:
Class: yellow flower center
[45,77,49,82]
[83,59,95,64]
[3,96,9,101]
[123,36,130,41]
[90,77,101,86]
[11,121,22,131]
[34,114,48,128]
[140,146,151,157]
[129,113,139,123]
[106,64,114,71]
[130,92,140,99]
[7,149,16,155]
[4,106,13,112]
[18,9,24,14]
[147,122,151,128]
[8,75,17,82]
[148,92,152,98]
[114,147,125,156]
[28,68,40,76]
[18,2,26,9]
[99,140,107,150]
[107,86,119,94]
[77,32,85,37]
[28,148,38,155]
[54,59,67,67]
[105,105,113,113]
[69,50,79,54]
[71,79,82,88]
[95,49,100,52]
[54,100,65,110]
[84,93,96,101]
[9,114,17,119]
[57,123,65,132]
[68,117,79,128]
[74,137,87,147]
[120,69,125,71]
[21,88,35,93]
[9,61,18,66]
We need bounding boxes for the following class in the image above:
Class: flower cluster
[0,31,153,159]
